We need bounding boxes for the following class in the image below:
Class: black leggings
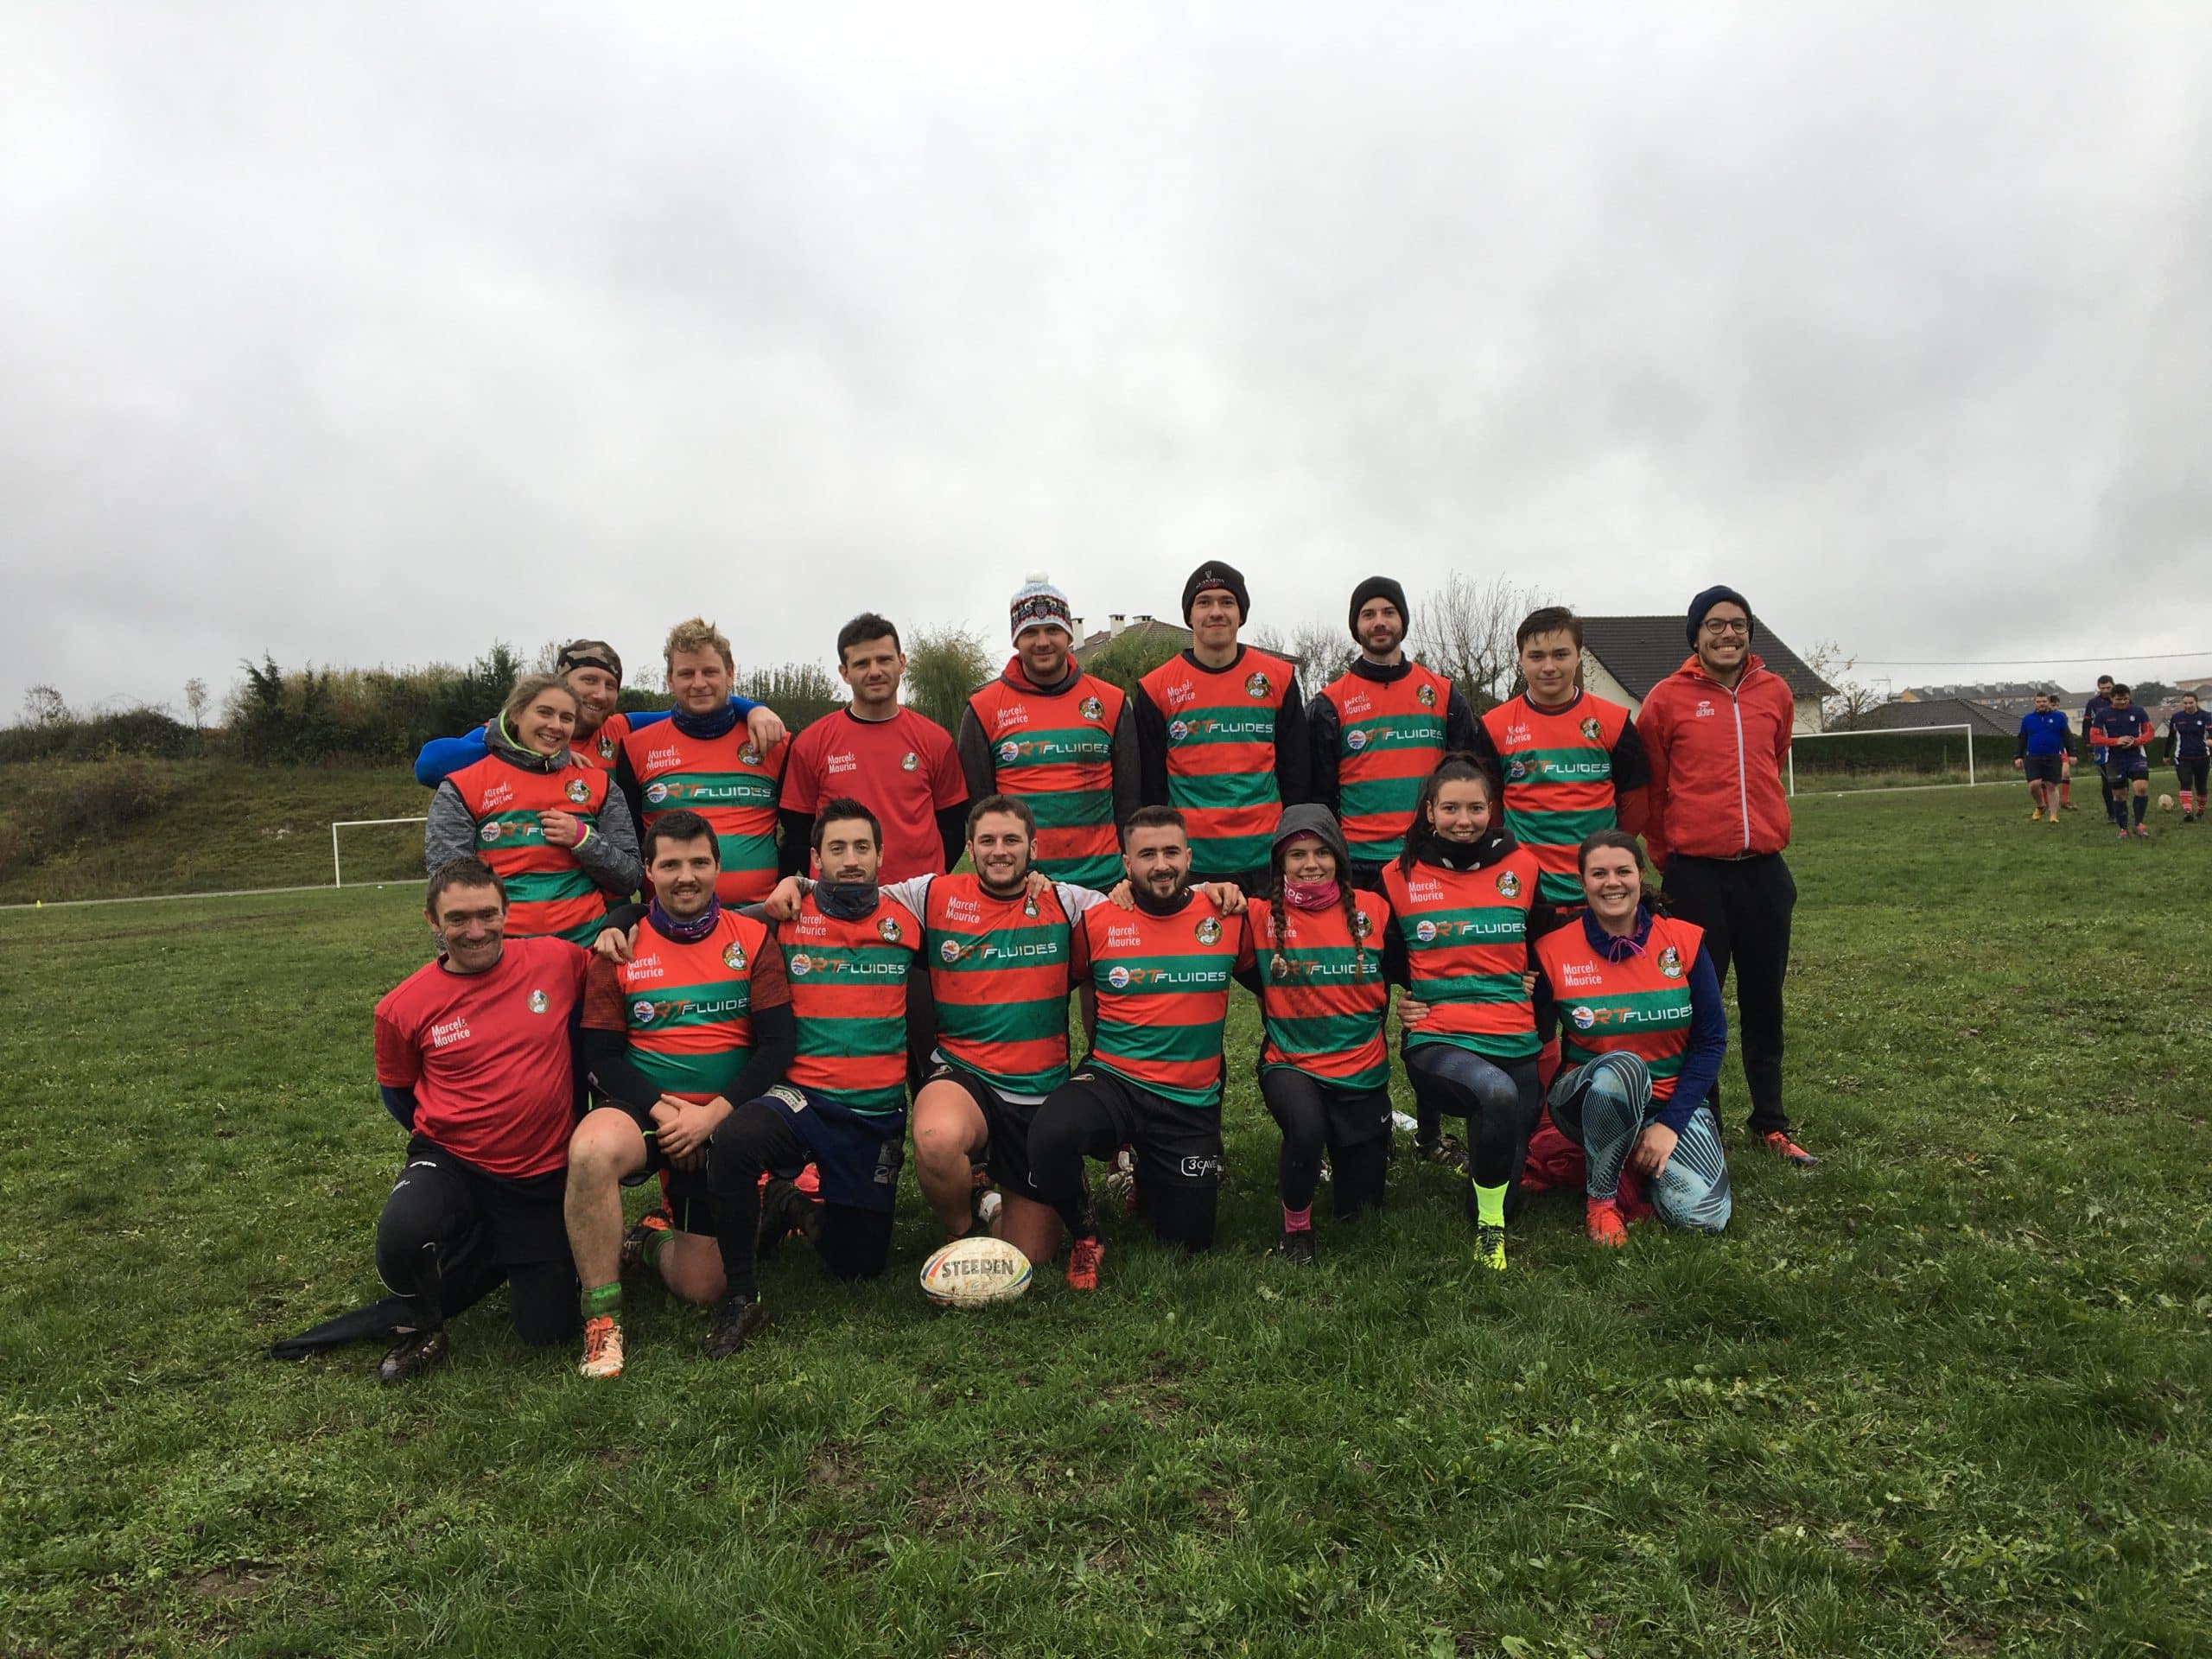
[2178,757,2209,798]
[373,1160,576,1346]
[706,1101,893,1301]
[1027,1075,1219,1251]
[1402,1045,1542,1215]
[1258,1069,1388,1217]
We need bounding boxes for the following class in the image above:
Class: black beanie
[1685,585,1756,647]
[1182,562,1251,625]
[1346,575,1409,643]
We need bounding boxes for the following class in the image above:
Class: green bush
[0,760,187,879]
[0,708,203,764]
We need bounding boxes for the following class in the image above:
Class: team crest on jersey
[939,939,962,963]
[597,732,617,760]
[645,782,670,805]
[722,941,747,970]
[631,999,656,1025]
[787,952,813,977]
[998,741,1020,765]
[1196,917,1222,945]
[527,989,550,1014]
[1107,965,1132,990]
[1022,893,1039,918]
[1346,728,1370,752]
[739,745,763,766]
[1080,696,1103,721]
[1507,759,1528,780]
[479,823,501,843]
[1414,919,1439,944]
[899,752,919,772]
[1168,719,1191,741]
[1352,909,1373,939]
[1244,672,1271,699]
[1570,1004,1596,1032]
[1657,946,1683,979]
[1417,683,1437,708]
[564,779,591,804]
[1580,716,1602,742]
[878,917,905,943]
[1495,870,1522,898]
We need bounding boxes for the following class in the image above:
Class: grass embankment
[0,762,423,904]
[2,789,2207,1656]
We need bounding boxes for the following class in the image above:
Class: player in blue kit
[2168,690,2210,823]
[2091,685,2154,839]
[2013,692,2071,825]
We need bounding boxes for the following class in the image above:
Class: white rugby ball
[2158,794,2176,813]
[918,1236,1033,1308]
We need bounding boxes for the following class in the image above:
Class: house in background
[1854,697,2017,738]
[1578,616,1835,734]
[1069,613,1191,664]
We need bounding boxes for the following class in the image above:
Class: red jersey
[573,711,633,773]
[372,936,588,1179]
[1535,916,1705,1101]
[1637,654,1796,868]
[779,892,923,1118]
[781,707,965,884]
[1080,893,1255,1109]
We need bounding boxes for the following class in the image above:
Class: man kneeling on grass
[359,858,590,1382]
[565,810,795,1379]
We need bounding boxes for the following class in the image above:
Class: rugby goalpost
[331,817,428,887]
[1786,722,1977,798]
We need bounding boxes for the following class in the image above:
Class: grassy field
[3,786,2207,1656]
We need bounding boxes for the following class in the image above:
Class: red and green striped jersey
[620,722,787,904]
[1318,663,1452,861]
[448,754,613,944]
[1382,849,1541,1062]
[586,908,779,1103]
[1480,691,1631,905]
[1141,649,1295,878]
[779,893,920,1119]
[1536,916,1704,1099]
[918,874,1088,1101]
[575,712,633,773]
[1080,893,1254,1109]
[1249,893,1393,1091]
[967,666,1127,889]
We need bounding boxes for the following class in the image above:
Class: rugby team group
[285,566,1823,1383]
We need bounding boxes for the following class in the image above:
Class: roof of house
[1578,616,1834,702]
[1070,616,1190,661]
[1856,697,2018,737]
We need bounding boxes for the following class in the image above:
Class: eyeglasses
[1700,617,1750,637]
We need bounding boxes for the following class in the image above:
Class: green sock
[638,1225,671,1269]
[1473,1182,1507,1229]
[582,1281,622,1320]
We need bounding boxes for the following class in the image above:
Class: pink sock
[1282,1205,1313,1233]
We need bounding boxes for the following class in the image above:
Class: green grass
[0,763,423,905]
[3,788,2208,1656]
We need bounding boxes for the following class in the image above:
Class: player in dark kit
[1027,806,1255,1290]
[696,798,923,1357]
[2092,684,2155,839]
[2167,690,2209,823]
[2013,691,2071,825]
[2082,676,2118,825]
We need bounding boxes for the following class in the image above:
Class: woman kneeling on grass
[1535,830,1732,1243]
[1384,755,1550,1272]
[1244,805,1397,1266]
[424,674,642,944]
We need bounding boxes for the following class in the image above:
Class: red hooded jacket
[1638,652,1796,868]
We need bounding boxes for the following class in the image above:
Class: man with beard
[1309,576,1484,890]
[1026,806,1255,1290]
[696,798,923,1357]
[565,810,796,1378]
[957,577,1140,890]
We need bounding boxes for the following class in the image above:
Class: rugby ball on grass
[2158,794,2176,813]
[918,1236,1033,1307]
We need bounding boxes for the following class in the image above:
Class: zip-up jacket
[1637,652,1795,868]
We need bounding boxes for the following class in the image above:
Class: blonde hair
[500,673,579,747]
[664,616,734,673]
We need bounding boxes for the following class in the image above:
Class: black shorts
[400,1135,569,1268]
[1060,1065,1224,1191]
[753,1085,906,1214]
[2105,754,2149,781]
[927,1062,1042,1196]
[2023,753,2063,785]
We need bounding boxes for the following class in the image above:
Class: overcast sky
[6,3,2209,719]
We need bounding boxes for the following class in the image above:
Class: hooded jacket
[1637,652,1795,867]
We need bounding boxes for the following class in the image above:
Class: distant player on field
[2091,683,2154,839]
[2166,690,2209,823]
[2013,691,2070,825]
[2082,675,2118,826]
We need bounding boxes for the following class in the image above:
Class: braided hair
[1397,751,1500,875]
[1267,839,1371,984]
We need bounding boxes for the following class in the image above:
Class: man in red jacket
[1637,587,1816,1165]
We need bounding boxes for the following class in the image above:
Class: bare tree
[1250,619,1356,688]
[22,684,68,728]
[1802,639,1885,730]
[1414,574,1554,710]
[183,677,209,728]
